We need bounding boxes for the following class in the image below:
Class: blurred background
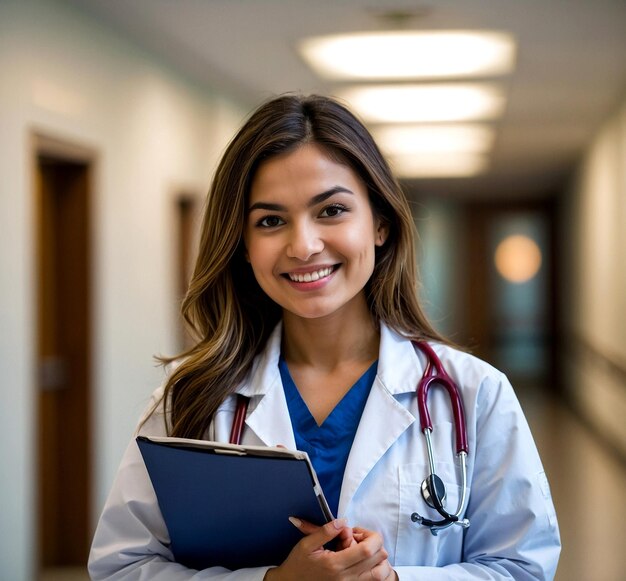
[1,0,625,579]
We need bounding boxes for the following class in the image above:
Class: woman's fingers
[367,559,396,580]
[282,519,393,580]
[326,527,386,575]
[338,528,392,578]
[269,518,359,581]
[335,526,358,549]
[289,517,351,552]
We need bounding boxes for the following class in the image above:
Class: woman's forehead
[249,143,365,203]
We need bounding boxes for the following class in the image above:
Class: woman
[89,94,561,580]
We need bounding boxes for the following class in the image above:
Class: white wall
[559,94,626,458]
[0,1,245,578]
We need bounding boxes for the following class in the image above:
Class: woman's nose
[286,222,324,261]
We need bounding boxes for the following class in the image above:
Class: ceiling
[62,0,626,200]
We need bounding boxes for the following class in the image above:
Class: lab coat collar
[376,324,425,395]
[236,321,425,397]
[235,322,283,399]
[234,323,298,448]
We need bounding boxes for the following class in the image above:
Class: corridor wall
[560,93,626,459]
[0,0,245,578]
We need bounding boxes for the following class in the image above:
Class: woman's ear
[375,221,389,247]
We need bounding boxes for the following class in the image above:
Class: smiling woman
[89,94,560,580]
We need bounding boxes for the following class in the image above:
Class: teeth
[288,266,334,283]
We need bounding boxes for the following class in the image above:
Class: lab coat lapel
[244,378,297,448]
[236,323,297,449]
[337,380,414,516]
[337,326,423,517]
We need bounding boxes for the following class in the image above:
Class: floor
[40,387,626,581]
[39,568,89,581]
[518,385,626,581]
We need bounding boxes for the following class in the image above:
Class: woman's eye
[320,204,347,218]
[257,215,284,228]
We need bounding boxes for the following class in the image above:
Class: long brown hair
[157,94,446,438]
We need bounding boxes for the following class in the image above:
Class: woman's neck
[281,300,380,371]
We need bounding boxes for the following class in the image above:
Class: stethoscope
[410,341,470,535]
[228,340,470,536]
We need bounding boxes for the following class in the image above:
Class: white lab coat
[89,323,561,580]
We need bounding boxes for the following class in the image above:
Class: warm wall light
[298,30,516,80]
[390,152,489,178]
[337,84,505,123]
[372,124,495,155]
[495,235,542,283]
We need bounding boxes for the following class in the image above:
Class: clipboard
[136,435,333,570]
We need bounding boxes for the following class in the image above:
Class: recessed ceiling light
[372,124,495,155]
[337,83,506,123]
[389,152,489,178]
[299,30,515,80]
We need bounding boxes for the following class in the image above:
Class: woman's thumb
[290,518,348,549]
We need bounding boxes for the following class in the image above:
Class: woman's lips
[286,265,335,283]
[282,265,339,289]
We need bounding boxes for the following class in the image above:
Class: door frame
[31,130,98,568]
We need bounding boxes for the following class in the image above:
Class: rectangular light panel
[337,83,506,123]
[299,30,515,80]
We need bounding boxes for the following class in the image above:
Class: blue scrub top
[279,357,378,517]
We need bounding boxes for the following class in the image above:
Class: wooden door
[35,154,92,567]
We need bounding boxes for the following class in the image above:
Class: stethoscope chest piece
[421,474,446,510]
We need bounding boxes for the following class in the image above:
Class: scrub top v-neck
[279,357,378,517]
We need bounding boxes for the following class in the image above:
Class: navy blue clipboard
[136,436,333,571]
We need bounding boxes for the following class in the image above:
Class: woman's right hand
[264,518,395,581]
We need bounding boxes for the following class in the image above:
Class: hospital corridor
[1,1,625,580]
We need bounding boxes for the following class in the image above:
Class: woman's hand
[351,528,397,580]
[264,518,397,581]
[291,517,356,551]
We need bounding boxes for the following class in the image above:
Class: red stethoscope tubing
[229,394,249,445]
[413,341,468,455]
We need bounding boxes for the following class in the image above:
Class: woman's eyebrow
[247,201,285,212]
[309,186,353,207]
[248,186,353,213]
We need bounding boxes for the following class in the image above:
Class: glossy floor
[40,389,626,581]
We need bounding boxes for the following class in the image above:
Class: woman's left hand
[351,527,397,580]
[292,519,398,580]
